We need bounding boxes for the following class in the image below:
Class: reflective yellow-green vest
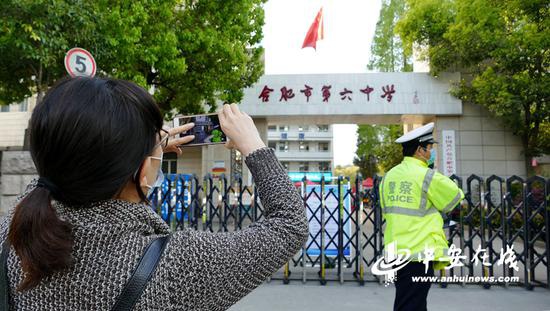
[379,157,464,270]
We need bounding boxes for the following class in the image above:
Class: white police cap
[395,122,437,144]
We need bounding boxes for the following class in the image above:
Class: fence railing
[149,173,549,289]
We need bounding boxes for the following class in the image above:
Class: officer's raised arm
[428,171,465,214]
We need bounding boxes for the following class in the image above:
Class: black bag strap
[0,235,170,311]
[111,235,171,311]
[1,242,9,311]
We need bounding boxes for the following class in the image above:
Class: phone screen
[174,113,227,147]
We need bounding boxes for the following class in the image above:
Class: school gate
[162,72,546,289]
[185,72,527,183]
[151,173,549,289]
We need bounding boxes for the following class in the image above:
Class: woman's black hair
[8,77,163,291]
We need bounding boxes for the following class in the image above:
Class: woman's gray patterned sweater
[0,147,309,310]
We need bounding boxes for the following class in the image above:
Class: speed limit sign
[64,48,96,77]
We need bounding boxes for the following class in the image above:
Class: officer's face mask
[428,148,437,166]
[420,146,436,166]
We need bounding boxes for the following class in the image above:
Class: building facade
[238,72,533,180]
[0,97,35,149]
[267,124,333,182]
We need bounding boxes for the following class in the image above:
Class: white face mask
[420,146,435,164]
[428,148,437,166]
[146,155,164,197]
[138,130,169,198]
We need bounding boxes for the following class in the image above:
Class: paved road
[229,282,550,311]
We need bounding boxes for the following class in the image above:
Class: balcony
[274,150,333,161]
[268,131,333,141]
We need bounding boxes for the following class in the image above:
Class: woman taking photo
[0,77,308,310]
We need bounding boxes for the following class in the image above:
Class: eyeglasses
[155,128,170,151]
[132,128,170,181]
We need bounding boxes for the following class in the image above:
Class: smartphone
[173,113,227,147]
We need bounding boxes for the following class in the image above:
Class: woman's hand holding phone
[163,123,195,156]
[218,104,266,156]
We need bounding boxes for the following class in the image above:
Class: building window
[268,125,277,132]
[281,161,290,171]
[278,142,289,152]
[298,125,309,132]
[317,125,329,132]
[299,162,309,172]
[168,161,177,174]
[0,105,9,112]
[318,161,331,172]
[318,142,329,152]
[162,160,178,174]
[268,141,277,149]
[162,153,178,174]
[279,125,289,132]
[299,141,309,152]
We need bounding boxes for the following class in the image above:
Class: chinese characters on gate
[441,130,456,176]
[258,84,400,103]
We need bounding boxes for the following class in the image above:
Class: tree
[354,124,403,176]
[355,0,407,177]
[156,0,266,116]
[368,0,412,72]
[374,125,403,173]
[396,0,550,169]
[334,165,360,185]
[354,125,380,177]
[0,0,266,117]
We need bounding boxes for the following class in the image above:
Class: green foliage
[395,0,455,69]
[359,0,408,179]
[0,0,266,117]
[334,165,360,185]
[368,0,412,72]
[396,0,550,158]
[375,125,404,173]
[161,0,265,116]
[354,124,403,176]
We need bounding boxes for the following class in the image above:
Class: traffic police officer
[379,122,464,311]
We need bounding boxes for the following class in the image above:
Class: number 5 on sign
[64,48,96,77]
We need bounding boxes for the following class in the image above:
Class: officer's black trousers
[394,261,434,311]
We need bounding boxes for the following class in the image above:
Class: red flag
[302,7,324,50]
